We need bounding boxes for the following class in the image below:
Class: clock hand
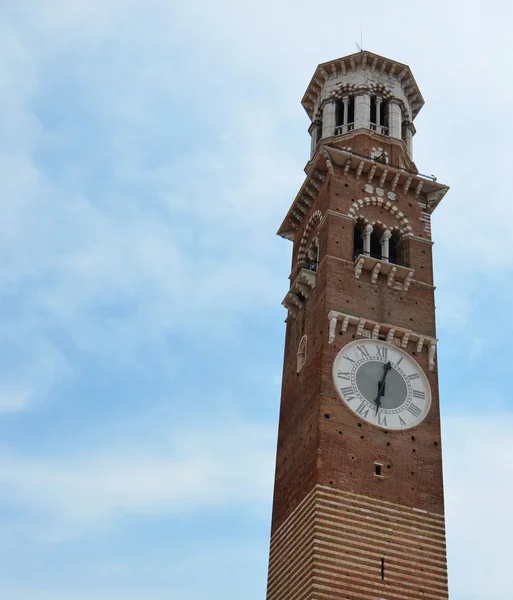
[375,361,392,414]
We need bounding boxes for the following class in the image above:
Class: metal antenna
[355,21,364,52]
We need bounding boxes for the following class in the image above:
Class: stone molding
[327,309,437,371]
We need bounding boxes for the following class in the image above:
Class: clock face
[332,339,431,430]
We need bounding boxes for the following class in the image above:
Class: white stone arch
[297,335,307,373]
[298,210,322,263]
[348,196,412,233]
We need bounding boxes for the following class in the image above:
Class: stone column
[405,124,414,157]
[342,96,349,132]
[354,93,370,130]
[362,224,373,255]
[380,230,392,262]
[388,101,402,139]
[321,100,336,139]
[375,97,382,129]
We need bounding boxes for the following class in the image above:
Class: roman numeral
[412,390,425,400]
[398,415,407,426]
[343,354,356,364]
[408,373,420,380]
[356,345,370,357]
[337,370,350,380]
[340,386,357,402]
[377,413,387,427]
[407,403,422,418]
[355,403,370,418]
[376,346,388,359]
[396,357,404,367]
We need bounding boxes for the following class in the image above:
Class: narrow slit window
[374,463,382,477]
[381,557,385,580]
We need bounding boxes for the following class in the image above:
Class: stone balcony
[354,253,415,291]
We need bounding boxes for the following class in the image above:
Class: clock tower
[266,51,449,600]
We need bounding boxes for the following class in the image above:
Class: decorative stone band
[267,485,448,600]
[297,210,323,264]
[277,146,448,241]
[353,253,414,291]
[327,310,437,371]
[349,195,412,234]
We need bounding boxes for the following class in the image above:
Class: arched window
[370,226,384,259]
[353,219,366,259]
[370,96,389,136]
[335,96,355,136]
[297,336,307,373]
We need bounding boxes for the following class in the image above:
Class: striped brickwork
[267,485,448,600]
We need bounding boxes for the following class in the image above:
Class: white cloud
[444,413,513,599]
[0,415,275,535]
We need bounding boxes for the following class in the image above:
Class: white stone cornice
[278,147,448,241]
[327,310,437,371]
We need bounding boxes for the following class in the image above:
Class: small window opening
[296,335,307,373]
[335,96,355,134]
[347,96,355,125]
[381,558,385,580]
[370,229,382,259]
[374,463,382,477]
[370,96,377,126]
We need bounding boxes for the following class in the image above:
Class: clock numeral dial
[376,346,388,359]
[407,403,422,418]
[355,403,370,419]
[340,386,357,402]
[333,340,431,431]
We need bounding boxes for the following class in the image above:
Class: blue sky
[1,1,512,599]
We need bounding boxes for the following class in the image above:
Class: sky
[0,0,512,599]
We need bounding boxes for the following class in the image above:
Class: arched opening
[297,336,307,373]
[370,224,386,259]
[335,96,355,135]
[370,96,389,136]
[353,219,366,259]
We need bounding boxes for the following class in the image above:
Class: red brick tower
[266,51,450,600]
